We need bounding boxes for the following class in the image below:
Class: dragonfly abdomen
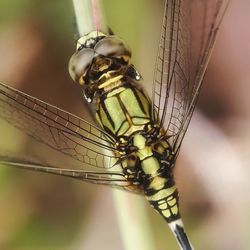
[145,177,180,223]
[131,133,180,222]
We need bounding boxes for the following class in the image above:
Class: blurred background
[0,0,249,250]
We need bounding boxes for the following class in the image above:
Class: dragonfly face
[0,1,230,249]
[69,31,131,87]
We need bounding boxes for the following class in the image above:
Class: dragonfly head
[68,31,131,87]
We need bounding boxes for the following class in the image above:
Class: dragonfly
[0,0,230,249]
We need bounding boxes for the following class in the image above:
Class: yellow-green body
[69,31,180,223]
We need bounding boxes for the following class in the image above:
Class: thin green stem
[112,190,157,250]
[72,0,108,37]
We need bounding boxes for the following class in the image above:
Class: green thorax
[96,78,153,138]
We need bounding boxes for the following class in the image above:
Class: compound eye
[94,36,131,62]
[68,48,94,85]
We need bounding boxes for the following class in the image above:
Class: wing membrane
[152,0,229,151]
[0,81,119,169]
[0,156,142,193]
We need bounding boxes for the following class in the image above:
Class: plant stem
[112,190,157,250]
[72,0,108,37]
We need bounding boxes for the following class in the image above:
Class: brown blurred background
[0,1,249,250]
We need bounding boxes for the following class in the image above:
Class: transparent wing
[0,81,119,169]
[0,156,142,194]
[152,0,229,151]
